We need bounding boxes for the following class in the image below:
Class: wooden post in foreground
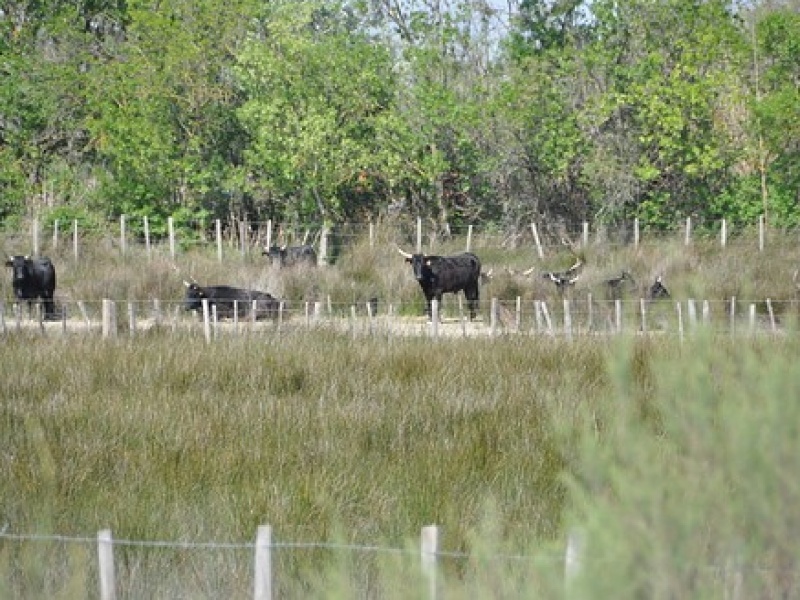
[254,525,272,600]
[97,529,116,600]
[421,525,439,600]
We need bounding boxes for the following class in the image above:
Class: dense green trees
[0,0,797,234]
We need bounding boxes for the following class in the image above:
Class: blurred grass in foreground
[1,328,799,597]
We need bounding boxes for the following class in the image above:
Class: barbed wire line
[0,530,559,563]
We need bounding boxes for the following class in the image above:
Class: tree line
[1,0,798,240]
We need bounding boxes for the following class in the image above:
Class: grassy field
[3,228,800,597]
[3,328,800,598]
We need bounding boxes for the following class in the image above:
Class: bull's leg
[424,292,434,321]
[465,285,479,320]
[42,294,57,320]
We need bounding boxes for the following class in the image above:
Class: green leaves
[235,0,403,221]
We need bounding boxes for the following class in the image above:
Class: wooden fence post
[119,215,126,256]
[563,298,572,341]
[253,525,272,600]
[421,525,439,600]
[265,219,273,252]
[168,217,176,260]
[143,216,151,259]
[216,219,223,262]
[466,224,473,252]
[721,218,727,248]
[633,218,640,248]
[565,528,585,597]
[531,222,544,259]
[127,302,136,338]
[53,219,59,251]
[32,216,40,256]
[416,217,423,253]
[540,301,553,335]
[759,214,765,252]
[685,216,692,246]
[766,298,776,332]
[202,298,212,344]
[429,300,439,338]
[73,219,79,261]
[102,299,117,339]
[582,221,589,248]
[97,529,116,600]
[319,226,329,266]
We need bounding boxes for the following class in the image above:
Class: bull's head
[6,255,30,281]
[398,247,429,280]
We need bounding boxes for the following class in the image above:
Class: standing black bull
[398,248,482,320]
[263,244,317,268]
[184,282,281,320]
[5,255,57,319]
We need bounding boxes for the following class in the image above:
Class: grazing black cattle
[263,244,317,268]
[649,276,670,300]
[183,282,281,319]
[5,255,57,319]
[398,248,482,320]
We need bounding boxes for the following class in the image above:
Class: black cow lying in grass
[183,281,281,320]
[535,259,582,294]
[605,270,636,300]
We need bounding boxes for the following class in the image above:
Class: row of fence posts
[93,525,590,600]
[27,217,332,264]
[76,524,745,600]
[24,215,773,261]
[0,294,782,340]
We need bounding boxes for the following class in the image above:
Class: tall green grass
[3,328,800,597]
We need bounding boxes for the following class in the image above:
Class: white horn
[396,246,413,259]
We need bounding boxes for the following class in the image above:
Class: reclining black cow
[263,244,317,268]
[183,281,281,320]
[398,248,482,320]
[5,255,58,319]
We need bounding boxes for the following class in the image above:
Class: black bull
[399,249,482,320]
[5,255,58,319]
[184,282,281,319]
[263,244,317,268]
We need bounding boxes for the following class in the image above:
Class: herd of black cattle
[4,244,671,323]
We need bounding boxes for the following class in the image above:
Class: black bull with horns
[398,248,482,320]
